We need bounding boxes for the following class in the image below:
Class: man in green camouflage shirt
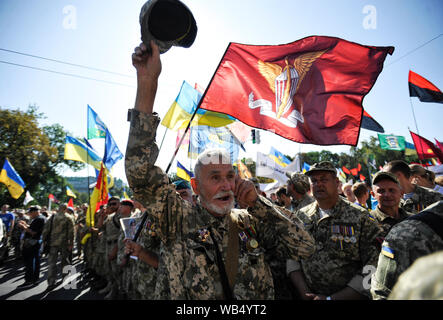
[371,201,443,300]
[42,203,75,290]
[124,41,315,300]
[287,162,383,300]
[383,160,443,213]
[370,171,412,238]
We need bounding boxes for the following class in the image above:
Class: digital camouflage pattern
[400,184,443,213]
[42,212,75,248]
[291,194,315,212]
[134,211,163,300]
[371,201,443,300]
[388,250,443,300]
[42,212,75,286]
[125,109,315,300]
[288,198,383,297]
[370,206,412,238]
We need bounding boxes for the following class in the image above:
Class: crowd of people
[1,40,442,301]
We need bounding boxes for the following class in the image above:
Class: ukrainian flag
[161,81,235,130]
[405,141,416,156]
[381,245,394,259]
[268,147,291,168]
[64,135,102,171]
[177,161,193,181]
[66,186,77,198]
[0,158,25,199]
[302,162,311,173]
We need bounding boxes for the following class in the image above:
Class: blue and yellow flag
[161,81,235,130]
[64,135,102,170]
[177,161,194,181]
[87,105,107,139]
[405,141,417,156]
[268,147,291,168]
[103,128,123,170]
[302,162,311,173]
[66,186,77,198]
[381,245,394,259]
[0,158,25,199]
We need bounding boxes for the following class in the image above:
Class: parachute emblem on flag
[248,51,326,128]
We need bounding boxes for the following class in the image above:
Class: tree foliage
[0,105,85,207]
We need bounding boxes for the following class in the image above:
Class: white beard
[199,191,235,216]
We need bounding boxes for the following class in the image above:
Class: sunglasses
[108,202,119,206]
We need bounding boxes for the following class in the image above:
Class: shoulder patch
[381,245,394,259]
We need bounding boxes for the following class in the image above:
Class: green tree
[0,105,85,207]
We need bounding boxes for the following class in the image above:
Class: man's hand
[234,175,258,209]
[305,293,328,300]
[133,200,146,212]
[124,239,142,258]
[132,41,162,82]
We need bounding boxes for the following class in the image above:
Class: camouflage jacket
[125,109,315,300]
[388,250,443,300]
[288,198,383,297]
[104,212,122,252]
[292,194,315,212]
[370,206,412,238]
[400,184,443,213]
[42,212,75,247]
[371,201,443,300]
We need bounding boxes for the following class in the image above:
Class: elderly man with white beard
[123,41,315,300]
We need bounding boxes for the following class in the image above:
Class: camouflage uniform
[125,109,315,300]
[370,207,412,238]
[287,198,382,298]
[371,201,443,300]
[134,211,163,300]
[292,194,315,212]
[75,211,86,257]
[400,184,443,213]
[103,212,123,294]
[42,211,75,286]
[388,250,443,300]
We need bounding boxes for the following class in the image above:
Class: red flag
[199,36,393,145]
[342,166,351,175]
[359,174,366,181]
[48,194,55,201]
[357,163,362,172]
[350,168,359,176]
[68,198,74,208]
[410,131,443,163]
[409,70,443,103]
[436,139,443,152]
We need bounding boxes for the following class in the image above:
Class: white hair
[194,148,232,180]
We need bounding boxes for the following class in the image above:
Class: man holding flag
[124,41,314,300]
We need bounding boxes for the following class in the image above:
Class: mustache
[212,191,234,200]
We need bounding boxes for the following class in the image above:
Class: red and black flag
[408,70,443,104]
[361,110,384,133]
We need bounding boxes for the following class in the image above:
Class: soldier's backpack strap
[406,211,443,241]
[226,215,239,291]
[208,226,235,300]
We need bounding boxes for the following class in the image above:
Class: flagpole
[158,128,168,153]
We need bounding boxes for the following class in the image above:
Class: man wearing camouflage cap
[371,201,443,300]
[285,171,314,211]
[370,171,413,238]
[287,161,382,300]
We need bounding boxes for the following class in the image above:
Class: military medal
[247,238,259,250]
[350,226,356,243]
[198,228,210,242]
[344,226,350,243]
